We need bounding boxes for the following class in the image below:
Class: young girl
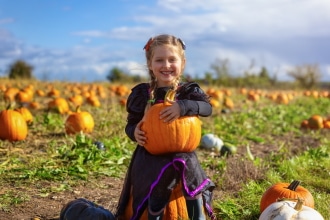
[115,34,215,220]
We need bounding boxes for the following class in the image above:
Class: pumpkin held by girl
[141,89,202,155]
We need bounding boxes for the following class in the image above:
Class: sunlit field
[0,79,329,219]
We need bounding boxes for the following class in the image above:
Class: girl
[115,34,215,220]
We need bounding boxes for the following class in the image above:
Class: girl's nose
[163,60,171,68]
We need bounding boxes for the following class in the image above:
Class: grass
[0,82,329,219]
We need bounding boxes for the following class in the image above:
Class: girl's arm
[177,100,212,117]
[176,82,212,117]
[125,83,149,142]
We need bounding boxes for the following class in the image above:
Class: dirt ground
[0,132,321,220]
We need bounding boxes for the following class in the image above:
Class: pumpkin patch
[0,80,329,219]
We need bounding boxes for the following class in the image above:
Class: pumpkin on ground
[122,183,197,220]
[48,97,70,114]
[259,198,324,220]
[0,108,28,142]
[15,107,33,125]
[141,89,202,155]
[260,180,314,213]
[308,114,324,129]
[59,198,115,220]
[220,142,237,157]
[200,133,224,153]
[65,106,95,135]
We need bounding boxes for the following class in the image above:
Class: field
[0,80,329,220]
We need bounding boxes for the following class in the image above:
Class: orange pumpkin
[15,90,33,103]
[300,120,309,129]
[0,108,28,142]
[223,97,234,109]
[209,98,220,108]
[141,89,202,155]
[260,180,314,213]
[324,119,330,129]
[308,114,324,129]
[65,106,95,135]
[15,107,33,125]
[122,183,190,220]
[86,95,101,107]
[3,87,19,102]
[48,97,70,114]
[275,93,289,105]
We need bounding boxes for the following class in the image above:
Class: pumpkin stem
[75,105,81,113]
[287,180,301,191]
[164,89,176,105]
[293,197,304,211]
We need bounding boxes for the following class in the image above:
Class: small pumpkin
[0,108,28,142]
[308,114,324,129]
[86,95,101,107]
[65,106,95,135]
[3,87,19,102]
[141,89,202,155]
[15,90,33,103]
[260,180,314,213]
[300,119,309,129]
[209,98,220,108]
[68,94,84,107]
[220,142,237,157]
[259,198,324,220]
[324,119,330,129]
[15,107,33,125]
[200,133,224,153]
[275,93,289,105]
[60,198,115,220]
[48,97,70,114]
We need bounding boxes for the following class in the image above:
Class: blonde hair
[143,34,186,112]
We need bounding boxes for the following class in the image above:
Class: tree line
[2,59,328,90]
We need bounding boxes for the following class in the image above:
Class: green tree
[106,67,127,82]
[259,66,269,79]
[8,60,34,79]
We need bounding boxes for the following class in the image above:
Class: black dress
[115,82,216,220]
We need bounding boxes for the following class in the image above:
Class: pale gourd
[259,198,324,220]
[200,133,224,152]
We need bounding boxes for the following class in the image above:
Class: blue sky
[1,0,330,82]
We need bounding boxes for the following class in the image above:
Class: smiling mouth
[161,71,173,75]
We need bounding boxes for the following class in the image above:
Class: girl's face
[149,45,185,87]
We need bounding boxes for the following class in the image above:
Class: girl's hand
[159,101,181,123]
[134,121,146,146]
